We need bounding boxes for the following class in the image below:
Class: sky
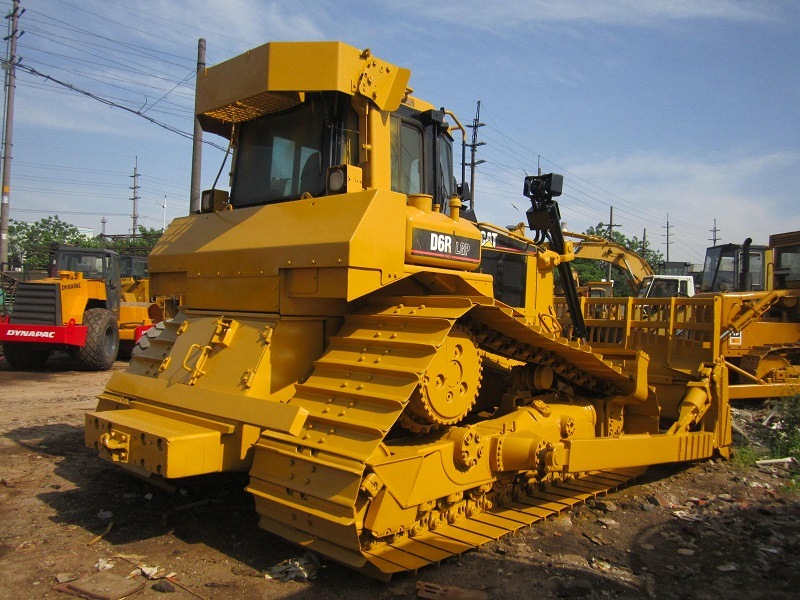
[3,0,799,264]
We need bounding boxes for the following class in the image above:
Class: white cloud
[569,150,800,258]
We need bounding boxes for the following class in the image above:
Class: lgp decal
[411,229,480,263]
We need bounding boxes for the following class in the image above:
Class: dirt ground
[1,354,799,600]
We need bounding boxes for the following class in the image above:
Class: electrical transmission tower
[662,213,672,263]
[599,207,620,279]
[130,158,140,234]
[709,219,721,246]
[466,100,485,211]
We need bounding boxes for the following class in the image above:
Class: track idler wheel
[404,325,482,430]
[754,354,791,382]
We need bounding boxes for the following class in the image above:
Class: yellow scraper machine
[85,41,798,579]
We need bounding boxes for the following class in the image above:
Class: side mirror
[457,181,471,203]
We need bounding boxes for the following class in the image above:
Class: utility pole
[641,228,647,255]
[663,213,671,263]
[189,38,206,213]
[0,0,22,268]
[465,100,484,212]
[709,219,721,246]
[130,157,139,234]
[599,206,620,280]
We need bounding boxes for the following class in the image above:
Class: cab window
[391,117,423,195]
[438,136,453,202]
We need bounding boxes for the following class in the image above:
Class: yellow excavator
[566,231,696,298]
[84,41,792,580]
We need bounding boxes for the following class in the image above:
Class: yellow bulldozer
[0,246,158,370]
[84,41,795,580]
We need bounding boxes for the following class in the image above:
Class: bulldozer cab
[701,242,767,292]
[119,255,148,280]
[55,247,121,313]
[770,231,800,290]
[224,93,456,211]
[195,42,457,215]
[228,92,358,206]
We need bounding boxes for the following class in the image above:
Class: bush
[769,396,800,461]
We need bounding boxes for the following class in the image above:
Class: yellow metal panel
[188,276,279,312]
[149,190,408,310]
[196,41,410,137]
[564,433,715,473]
[128,401,234,433]
[58,279,107,324]
[118,303,151,341]
[105,372,308,435]
[86,409,222,478]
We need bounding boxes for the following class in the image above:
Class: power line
[10,61,226,150]
[13,208,129,216]
[27,6,195,66]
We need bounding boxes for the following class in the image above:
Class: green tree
[572,224,664,296]
[8,216,94,269]
[98,226,163,256]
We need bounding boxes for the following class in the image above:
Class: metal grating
[203,91,301,125]
[9,282,59,325]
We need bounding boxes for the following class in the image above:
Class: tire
[131,322,166,357]
[2,342,50,370]
[76,308,119,371]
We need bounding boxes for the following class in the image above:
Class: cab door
[104,252,121,315]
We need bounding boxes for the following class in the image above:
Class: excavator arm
[566,232,654,290]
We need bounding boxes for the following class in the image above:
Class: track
[246,296,646,579]
[740,343,800,383]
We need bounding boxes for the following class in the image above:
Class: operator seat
[299,152,322,196]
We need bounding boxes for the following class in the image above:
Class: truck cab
[637,274,695,298]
